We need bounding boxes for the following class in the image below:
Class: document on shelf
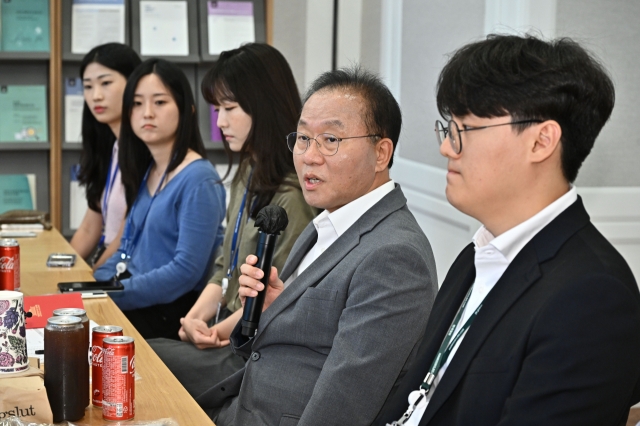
[140,1,189,56]
[207,1,255,55]
[70,164,88,230]
[0,0,50,52]
[210,106,223,142]
[71,0,125,55]
[65,78,84,143]
[0,174,36,215]
[0,85,48,142]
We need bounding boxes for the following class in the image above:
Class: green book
[0,85,48,142]
[1,0,50,52]
[0,174,34,214]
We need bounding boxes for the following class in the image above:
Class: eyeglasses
[286,132,380,156]
[435,119,543,154]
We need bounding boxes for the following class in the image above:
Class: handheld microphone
[241,205,289,337]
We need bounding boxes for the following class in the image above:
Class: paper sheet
[0,0,50,52]
[71,0,125,55]
[0,85,48,142]
[65,78,84,143]
[207,1,255,55]
[0,174,35,214]
[140,1,189,56]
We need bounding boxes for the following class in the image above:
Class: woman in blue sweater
[95,59,225,340]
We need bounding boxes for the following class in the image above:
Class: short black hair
[119,59,206,210]
[436,34,615,182]
[304,66,401,169]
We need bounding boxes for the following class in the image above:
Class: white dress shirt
[284,180,395,287]
[396,187,578,425]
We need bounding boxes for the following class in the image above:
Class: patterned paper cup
[0,290,28,373]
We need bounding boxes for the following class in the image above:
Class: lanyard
[99,153,120,246]
[226,171,253,279]
[216,173,253,322]
[118,164,168,265]
[391,286,482,426]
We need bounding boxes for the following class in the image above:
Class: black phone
[58,280,124,293]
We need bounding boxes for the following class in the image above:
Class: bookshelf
[0,0,53,216]
[0,0,271,233]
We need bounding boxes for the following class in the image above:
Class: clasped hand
[238,254,284,311]
[178,317,230,349]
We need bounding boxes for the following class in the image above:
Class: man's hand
[179,317,230,349]
[238,254,284,312]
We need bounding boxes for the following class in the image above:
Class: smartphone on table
[46,253,76,267]
[58,280,125,293]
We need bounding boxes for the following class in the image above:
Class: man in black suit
[377,34,640,426]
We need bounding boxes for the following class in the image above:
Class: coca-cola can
[91,326,123,406]
[102,336,135,421]
[0,239,20,291]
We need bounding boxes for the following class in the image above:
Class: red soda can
[91,326,123,406]
[102,336,135,421]
[0,239,20,291]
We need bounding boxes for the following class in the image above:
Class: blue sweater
[95,159,225,311]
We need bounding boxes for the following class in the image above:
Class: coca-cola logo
[129,355,135,374]
[91,346,104,366]
[0,256,14,271]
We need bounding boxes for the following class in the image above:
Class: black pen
[35,349,44,355]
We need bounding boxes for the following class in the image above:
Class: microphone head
[255,205,289,234]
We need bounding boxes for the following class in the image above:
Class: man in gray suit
[197,66,438,425]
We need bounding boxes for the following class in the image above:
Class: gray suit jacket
[197,184,438,425]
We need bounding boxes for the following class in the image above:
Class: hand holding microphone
[239,205,289,337]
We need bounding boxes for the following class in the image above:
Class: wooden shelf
[0,52,50,60]
[62,143,83,151]
[0,142,51,151]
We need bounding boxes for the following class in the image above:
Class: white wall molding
[391,158,480,284]
[304,0,334,89]
[484,0,557,38]
[380,0,403,103]
[336,0,363,69]
[392,157,640,285]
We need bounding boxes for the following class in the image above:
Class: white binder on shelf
[69,164,88,230]
[71,0,126,55]
[139,1,189,56]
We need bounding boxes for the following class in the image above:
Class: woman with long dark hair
[71,43,141,268]
[149,43,317,398]
[94,59,225,340]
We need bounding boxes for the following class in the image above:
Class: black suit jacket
[375,197,640,426]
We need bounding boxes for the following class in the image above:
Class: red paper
[23,293,84,328]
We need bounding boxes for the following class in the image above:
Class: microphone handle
[241,232,278,336]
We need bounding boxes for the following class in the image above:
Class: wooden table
[17,229,215,425]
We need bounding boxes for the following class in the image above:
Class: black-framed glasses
[435,119,543,154]
[286,132,380,156]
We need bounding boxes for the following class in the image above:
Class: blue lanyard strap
[99,152,119,246]
[120,164,168,261]
[227,171,253,278]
